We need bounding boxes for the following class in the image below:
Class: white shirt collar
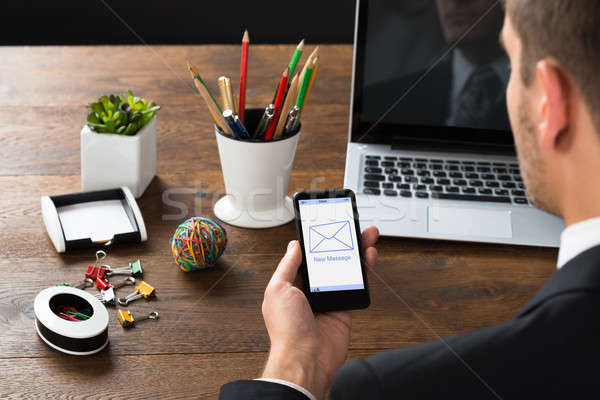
[557,216,600,269]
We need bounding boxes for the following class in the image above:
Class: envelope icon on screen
[309,221,354,253]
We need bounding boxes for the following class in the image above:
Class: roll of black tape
[34,286,109,355]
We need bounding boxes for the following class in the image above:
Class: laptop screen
[350,0,515,152]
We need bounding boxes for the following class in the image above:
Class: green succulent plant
[86,91,160,135]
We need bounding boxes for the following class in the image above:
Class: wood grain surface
[0,45,557,398]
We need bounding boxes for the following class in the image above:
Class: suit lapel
[517,245,600,317]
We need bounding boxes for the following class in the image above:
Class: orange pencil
[238,30,249,124]
[274,73,299,138]
[264,68,289,141]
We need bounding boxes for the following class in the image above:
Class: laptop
[343,0,563,247]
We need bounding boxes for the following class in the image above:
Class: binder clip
[117,310,159,329]
[85,265,106,280]
[117,281,155,306]
[86,250,108,280]
[94,276,115,306]
[96,287,116,306]
[105,260,143,278]
[95,277,114,291]
[95,277,136,306]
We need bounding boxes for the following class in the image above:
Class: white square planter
[81,116,156,198]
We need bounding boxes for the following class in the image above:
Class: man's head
[501,0,600,220]
[436,0,503,45]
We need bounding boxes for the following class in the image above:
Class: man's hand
[261,226,379,400]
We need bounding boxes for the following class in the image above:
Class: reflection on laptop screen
[362,0,509,132]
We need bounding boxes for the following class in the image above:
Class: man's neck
[560,158,600,227]
[562,194,600,228]
[457,41,504,66]
[559,115,600,227]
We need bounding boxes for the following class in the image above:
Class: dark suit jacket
[362,57,511,132]
[220,245,600,399]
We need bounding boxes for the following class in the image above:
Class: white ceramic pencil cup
[214,108,300,228]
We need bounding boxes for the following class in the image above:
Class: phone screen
[298,197,365,292]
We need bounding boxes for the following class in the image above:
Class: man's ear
[536,60,568,150]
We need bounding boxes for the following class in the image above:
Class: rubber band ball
[170,217,227,271]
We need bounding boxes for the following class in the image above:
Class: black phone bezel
[293,189,371,313]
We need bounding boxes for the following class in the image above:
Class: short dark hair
[505,0,600,130]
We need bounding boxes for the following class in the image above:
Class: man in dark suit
[364,0,511,132]
[220,0,600,398]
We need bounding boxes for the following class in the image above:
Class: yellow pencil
[300,56,319,116]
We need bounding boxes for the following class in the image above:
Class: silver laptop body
[343,0,563,247]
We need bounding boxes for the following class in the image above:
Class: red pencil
[264,68,289,141]
[238,29,249,124]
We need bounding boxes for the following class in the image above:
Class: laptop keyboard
[361,155,530,205]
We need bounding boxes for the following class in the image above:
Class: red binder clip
[85,265,106,280]
[85,250,108,279]
[85,264,96,279]
[95,277,114,291]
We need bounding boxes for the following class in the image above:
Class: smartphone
[293,189,370,313]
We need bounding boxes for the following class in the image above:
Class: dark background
[1,0,355,45]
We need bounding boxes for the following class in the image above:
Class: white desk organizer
[214,110,300,228]
[41,186,147,253]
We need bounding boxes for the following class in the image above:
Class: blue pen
[233,115,249,138]
[222,109,249,139]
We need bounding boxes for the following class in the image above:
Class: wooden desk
[0,45,557,398]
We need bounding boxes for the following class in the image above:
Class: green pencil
[296,66,313,109]
[187,61,231,133]
[288,39,305,76]
[187,62,222,113]
[294,62,314,130]
[198,77,223,114]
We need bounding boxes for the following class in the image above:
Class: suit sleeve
[219,380,311,400]
[329,292,600,400]
[329,320,524,400]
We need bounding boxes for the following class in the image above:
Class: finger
[364,246,378,271]
[269,240,302,285]
[361,226,379,250]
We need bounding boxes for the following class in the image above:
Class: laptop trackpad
[427,206,513,238]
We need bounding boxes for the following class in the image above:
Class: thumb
[270,240,302,285]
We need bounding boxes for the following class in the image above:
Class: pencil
[299,46,319,87]
[264,67,289,141]
[239,29,249,124]
[288,39,305,76]
[299,56,318,120]
[274,73,299,138]
[187,61,232,134]
[187,61,223,114]
[295,59,315,130]
[296,61,314,110]
[271,39,306,104]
